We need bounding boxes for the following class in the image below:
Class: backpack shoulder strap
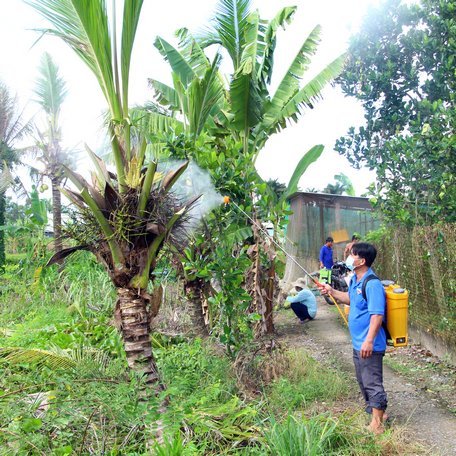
[361,274,390,342]
[361,274,380,301]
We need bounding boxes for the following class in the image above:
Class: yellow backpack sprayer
[359,276,409,347]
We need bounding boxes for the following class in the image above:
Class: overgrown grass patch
[266,350,349,414]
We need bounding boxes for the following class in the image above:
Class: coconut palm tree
[0,82,33,271]
[28,0,198,394]
[32,53,72,257]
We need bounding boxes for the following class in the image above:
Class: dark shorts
[353,349,387,413]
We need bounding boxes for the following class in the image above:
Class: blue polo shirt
[348,268,386,351]
[319,245,333,269]
[287,289,317,318]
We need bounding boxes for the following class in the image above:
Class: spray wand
[223,196,348,326]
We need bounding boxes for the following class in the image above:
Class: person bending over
[286,278,317,323]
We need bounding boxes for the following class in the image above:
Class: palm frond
[0,82,33,150]
[120,0,144,113]
[0,347,76,370]
[33,52,68,120]
[46,245,89,266]
[27,0,120,119]
[130,105,184,137]
[0,164,14,193]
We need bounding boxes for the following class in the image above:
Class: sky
[0,0,381,196]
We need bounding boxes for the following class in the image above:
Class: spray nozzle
[223,196,230,205]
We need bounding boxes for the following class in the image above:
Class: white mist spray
[159,160,224,230]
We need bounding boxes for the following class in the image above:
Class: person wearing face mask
[320,242,388,434]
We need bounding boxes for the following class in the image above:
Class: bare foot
[367,422,385,435]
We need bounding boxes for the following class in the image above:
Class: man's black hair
[352,234,360,241]
[351,242,377,267]
[326,237,334,243]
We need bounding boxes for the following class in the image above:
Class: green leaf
[154,36,195,87]
[229,71,263,132]
[211,0,252,70]
[264,25,322,125]
[22,418,42,433]
[148,79,181,110]
[120,0,144,113]
[187,53,224,137]
[284,145,324,199]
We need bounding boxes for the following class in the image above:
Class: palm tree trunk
[0,192,5,272]
[184,279,208,336]
[51,176,62,255]
[117,287,163,393]
[264,261,275,334]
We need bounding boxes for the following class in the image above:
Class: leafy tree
[323,173,355,196]
[148,0,340,337]
[32,53,73,257]
[335,0,456,224]
[0,82,32,271]
[28,0,198,396]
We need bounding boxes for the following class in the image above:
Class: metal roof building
[283,192,379,284]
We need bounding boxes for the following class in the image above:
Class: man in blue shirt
[286,277,317,323]
[319,236,334,269]
[320,242,387,434]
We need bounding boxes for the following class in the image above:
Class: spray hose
[223,196,348,326]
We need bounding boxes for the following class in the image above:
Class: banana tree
[152,0,346,157]
[28,0,198,393]
[147,0,343,336]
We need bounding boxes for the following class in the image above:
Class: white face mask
[345,255,355,270]
[346,255,364,271]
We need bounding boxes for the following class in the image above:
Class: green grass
[0,253,425,455]
[266,350,349,414]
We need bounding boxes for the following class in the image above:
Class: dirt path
[275,299,456,456]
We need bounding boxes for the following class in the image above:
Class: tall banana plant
[148,0,343,336]
[28,0,198,392]
[205,0,346,158]
[152,0,346,157]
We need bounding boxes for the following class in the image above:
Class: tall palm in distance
[32,53,73,256]
[0,82,33,271]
